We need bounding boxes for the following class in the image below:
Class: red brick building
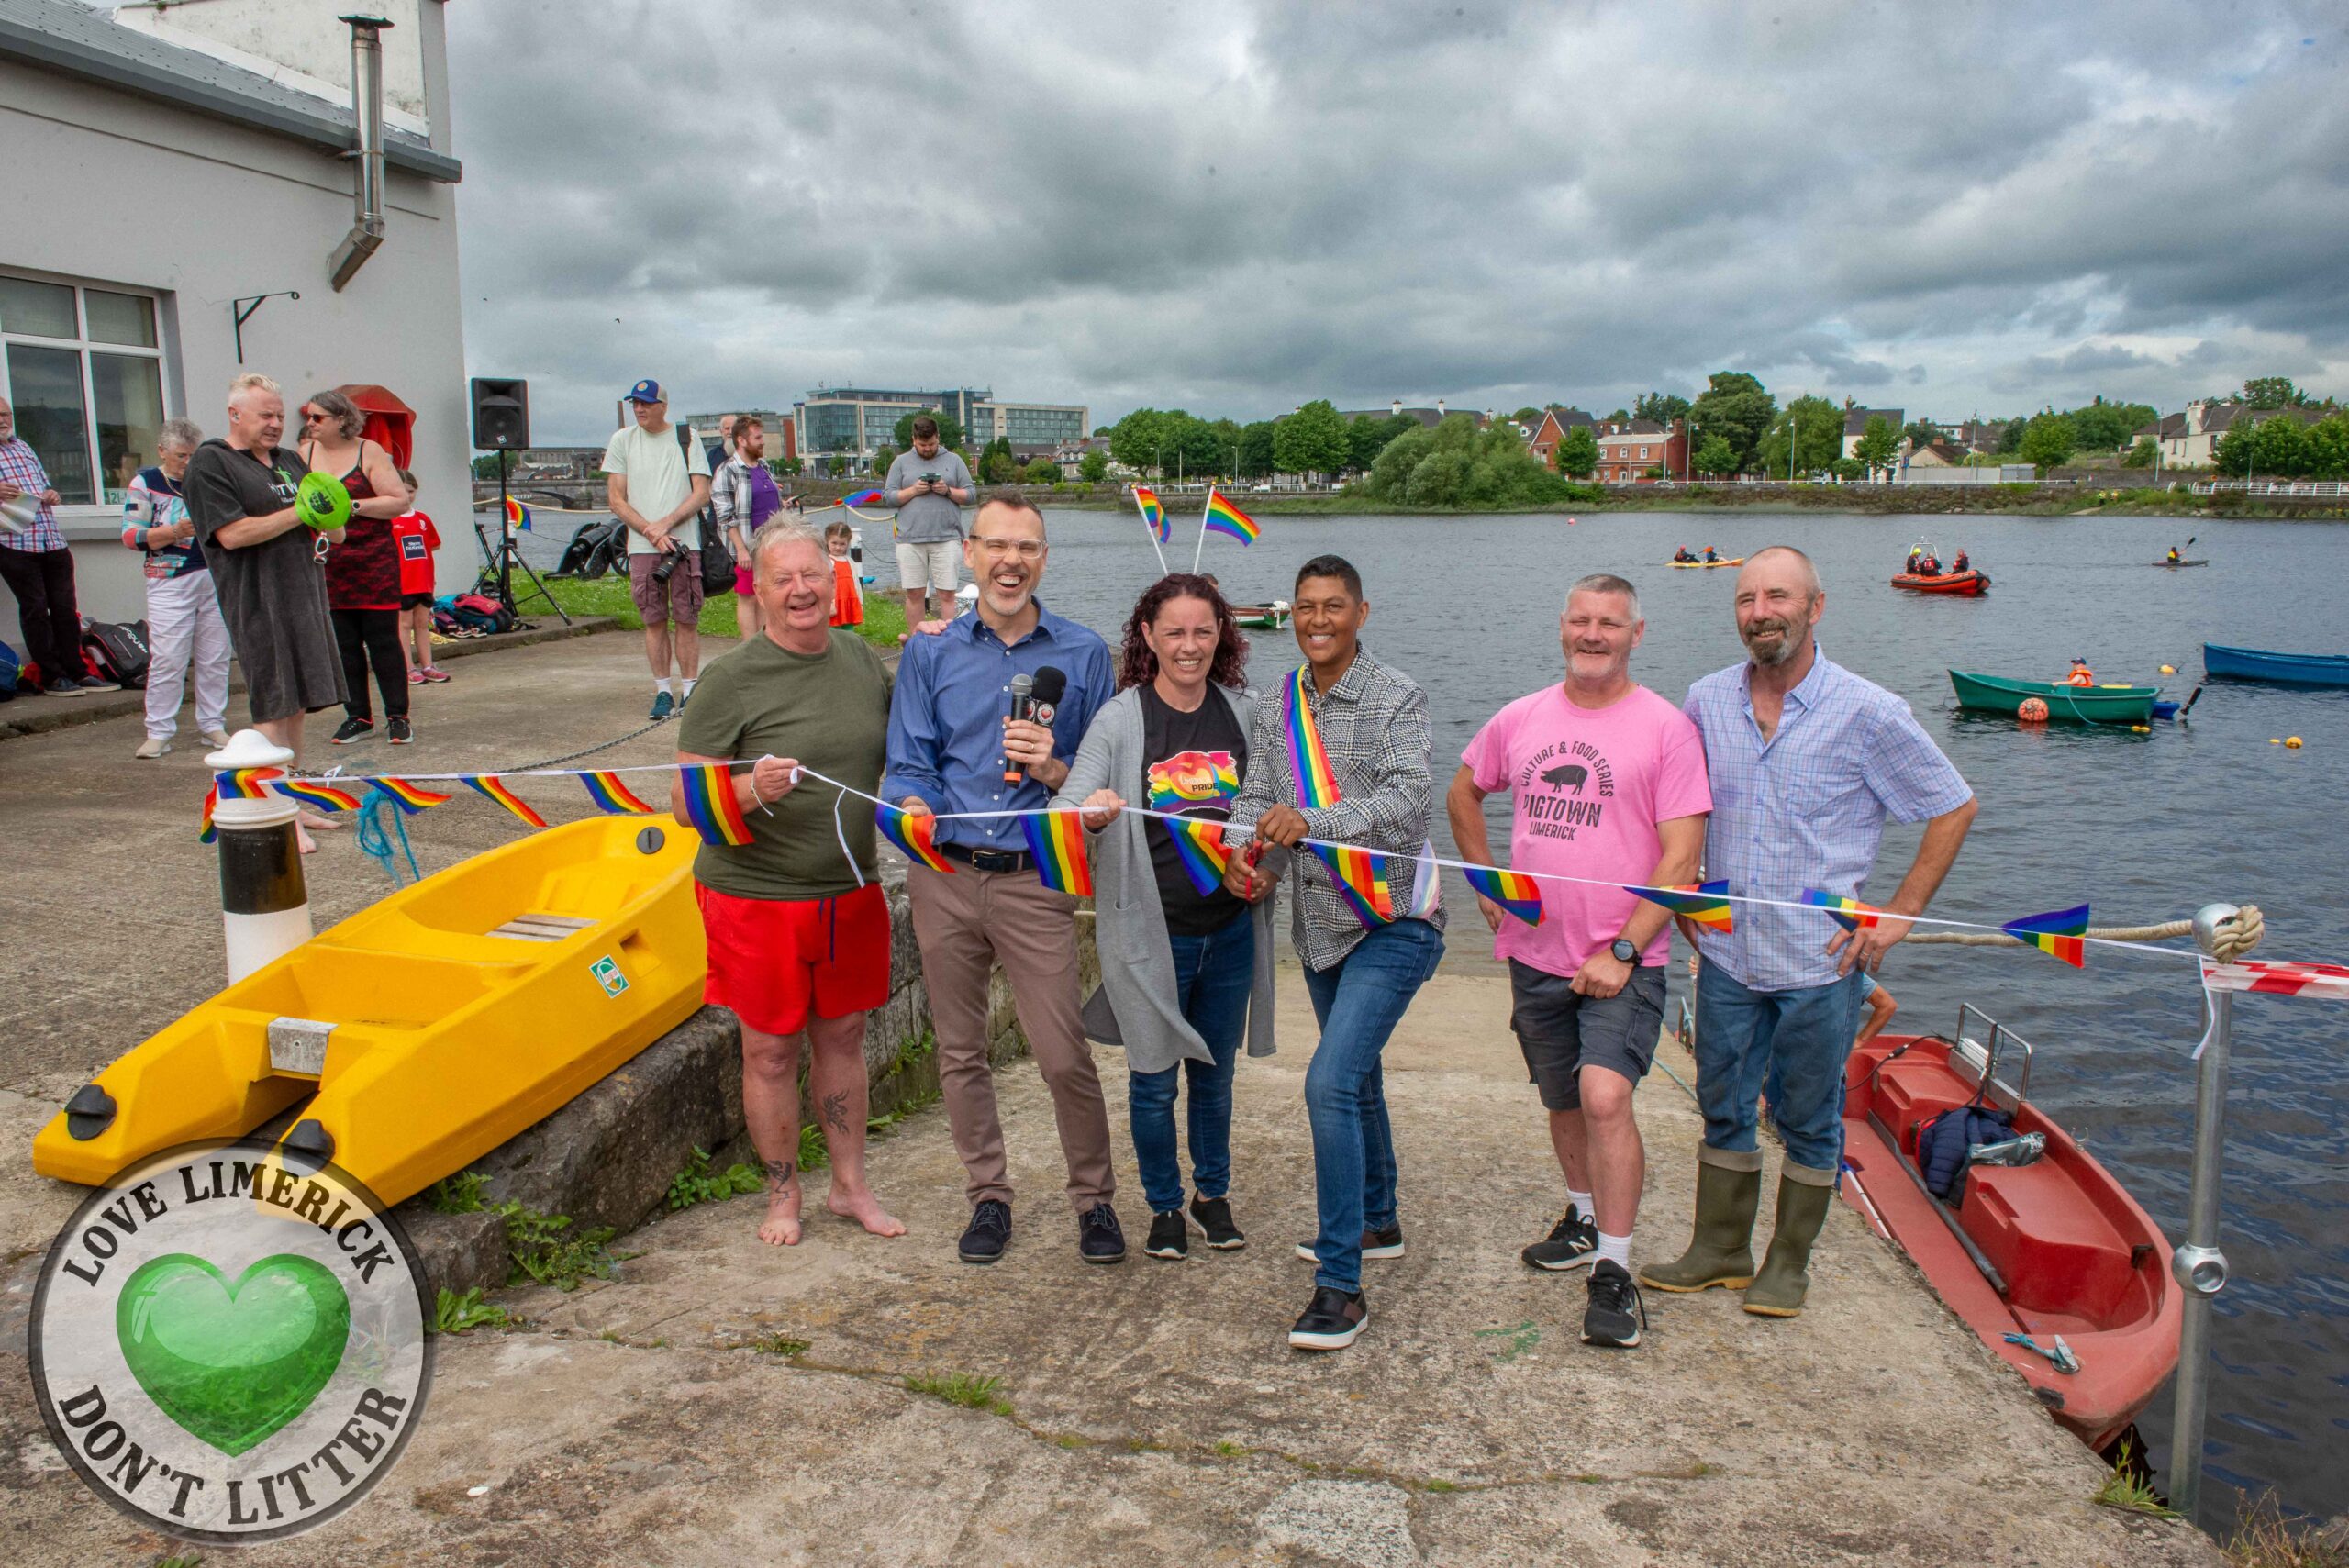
[1597,418,1687,483]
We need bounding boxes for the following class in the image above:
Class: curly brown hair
[1115,573,1250,693]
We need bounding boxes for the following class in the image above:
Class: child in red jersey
[389,469,447,683]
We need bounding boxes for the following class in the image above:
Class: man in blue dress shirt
[1644,545,1976,1318]
[884,495,1125,1267]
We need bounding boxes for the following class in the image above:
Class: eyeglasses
[971,537,1045,560]
[300,412,328,424]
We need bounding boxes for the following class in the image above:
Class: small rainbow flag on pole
[274,777,363,813]
[874,802,952,873]
[215,767,284,799]
[504,496,531,532]
[675,762,752,847]
[1201,487,1259,544]
[1314,844,1396,927]
[1462,865,1545,927]
[465,774,548,829]
[2003,904,2089,968]
[841,488,887,509]
[1627,879,1735,932]
[1801,888,1890,932]
[371,777,453,815]
[1163,816,1232,898]
[1021,812,1094,897]
[1132,484,1168,545]
[198,783,218,843]
[579,770,656,816]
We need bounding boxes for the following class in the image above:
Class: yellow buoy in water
[2286,736,2304,749]
[2271,738,2282,744]
[2131,725,2151,734]
[2160,664,2176,674]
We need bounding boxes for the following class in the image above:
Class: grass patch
[539,572,907,648]
[1213,1440,1247,1458]
[2092,1440,2178,1518]
[152,1557,203,1568]
[744,1332,810,1358]
[2223,1491,2349,1568]
[494,1200,618,1291]
[1422,1478,1459,1494]
[425,1170,488,1214]
[903,1371,1012,1416]
[430,1286,510,1335]
[665,1146,765,1211]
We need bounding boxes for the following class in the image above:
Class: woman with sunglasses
[1052,573,1276,1261]
[300,389,415,744]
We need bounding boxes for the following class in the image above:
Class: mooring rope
[1909,905,2263,962]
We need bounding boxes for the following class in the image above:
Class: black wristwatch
[1609,938,1639,965]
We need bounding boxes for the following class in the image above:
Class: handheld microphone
[1004,665,1068,784]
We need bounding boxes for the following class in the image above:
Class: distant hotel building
[796,386,1088,462]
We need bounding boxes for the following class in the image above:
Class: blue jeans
[1300,918,1445,1291]
[1129,910,1256,1215]
[1695,960,1861,1173]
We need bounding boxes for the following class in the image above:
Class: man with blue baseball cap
[603,379,712,719]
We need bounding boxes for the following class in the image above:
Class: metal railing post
[2166,902,2240,1522]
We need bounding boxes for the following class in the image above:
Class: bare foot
[297,823,318,855]
[826,1185,906,1238]
[758,1184,804,1246]
[299,806,345,834]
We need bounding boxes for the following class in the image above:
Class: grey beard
[1743,624,1799,666]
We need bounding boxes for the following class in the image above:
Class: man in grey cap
[603,379,712,719]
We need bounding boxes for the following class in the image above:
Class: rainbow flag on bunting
[675,762,751,847]
[215,767,284,799]
[275,777,363,813]
[874,802,952,873]
[504,496,531,532]
[198,784,217,843]
[1021,812,1094,897]
[1132,484,1168,545]
[579,770,656,816]
[465,774,548,829]
[1314,845,1396,926]
[841,488,886,509]
[2003,904,2089,968]
[1462,865,1544,927]
[1163,816,1231,898]
[1201,488,1259,544]
[1801,888,1890,932]
[371,777,452,815]
[1626,879,1734,932]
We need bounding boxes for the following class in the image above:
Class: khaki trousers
[907,862,1115,1213]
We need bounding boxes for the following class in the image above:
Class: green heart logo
[116,1253,350,1457]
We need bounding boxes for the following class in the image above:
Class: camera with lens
[650,549,681,584]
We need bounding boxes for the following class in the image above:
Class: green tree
[1633,392,1691,426]
[1554,426,1599,478]
[2060,397,2158,453]
[1154,411,1224,477]
[1092,424,1111,437]
[1692,434,1738,477]
[1511,406,1542,423]
[978,437,1019,484]
[891,407,964,451]
[1854,415,1900,476]
[2122,439,2157,469]
[2017,413,2077,475]
[868,444,897,478]
[1901,419,1941,451]
[1238,419,1278,479]
[1687,372,1777,474]
[825,455,847,476]
[1754,395,1843,478]
[1023,456,1061,484]
[2304,413,2349,480]
[1273,399,1352,476]
[1077,448,1108,483]
[2241,376,2309,410]
[2251,414,2312,477]
[768,456,804,478]
[472,454,506,480]
[1996,418,2026,454]
[1361,414,1575,510]
[1347,414,1404,473]
[1108,408,1169,473]
[1831,457,1865,482]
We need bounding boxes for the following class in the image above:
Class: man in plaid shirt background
[0,395,116,696]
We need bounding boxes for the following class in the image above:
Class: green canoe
[1949,670,2159,724]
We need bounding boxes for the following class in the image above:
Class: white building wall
[0,54,468,651]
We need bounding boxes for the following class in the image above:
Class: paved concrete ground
[0,630,2218,1564]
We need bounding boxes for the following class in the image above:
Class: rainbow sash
[1284,664,1435,925]
[676,763,752,847]
[465,774,548,829]
[1020,812,1094,896]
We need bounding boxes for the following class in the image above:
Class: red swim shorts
[695,882,890,1036]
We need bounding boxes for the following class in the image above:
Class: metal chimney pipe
[328,15,393,291]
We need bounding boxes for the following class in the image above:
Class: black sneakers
[1188,1194,1245,1250]
[387,715,413,745]
[958,1198,1011,1264]
[330,717,373,744]
[1521,1205,1599,1272]
[1293,1224,1403,1262]
[1288,1285,1369,1351]
[1078,1202,1126,1263]
[1583,1260,1647,1349]
[1144,1210,1188,1260]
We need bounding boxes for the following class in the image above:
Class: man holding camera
[883,415,972,626]
[603,378,712,720]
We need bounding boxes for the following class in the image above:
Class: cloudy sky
[446,1,2348,442]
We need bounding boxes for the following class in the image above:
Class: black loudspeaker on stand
[468,377,566,626]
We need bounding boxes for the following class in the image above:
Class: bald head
[1732,545,1824,670]
[1740,545,1820,600]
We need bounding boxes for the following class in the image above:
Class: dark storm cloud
[449,1,2349,439]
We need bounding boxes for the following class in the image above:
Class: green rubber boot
[1639,1154,1760,1293]
[1742,1170,1835,1318]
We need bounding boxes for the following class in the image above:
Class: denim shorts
[1508,959,1666,1111]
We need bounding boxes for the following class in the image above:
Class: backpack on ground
[80,617,152,688]
[451,593,518,635]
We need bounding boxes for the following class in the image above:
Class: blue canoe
[2203,643,2349,688]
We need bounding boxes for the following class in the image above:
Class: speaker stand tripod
[477,448,569,626]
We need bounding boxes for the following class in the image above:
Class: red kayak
[1838,1010,2178,1453]
[1891,569,1990,595]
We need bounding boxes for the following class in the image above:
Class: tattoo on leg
[765,1158,796,1189]
[822,1091,852,1134]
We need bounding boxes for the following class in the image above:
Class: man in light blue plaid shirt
[1644,546,1975,1319]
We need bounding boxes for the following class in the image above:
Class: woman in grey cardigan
[1055,574,1276,1260]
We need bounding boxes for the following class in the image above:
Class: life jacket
[2066,665,2095,686]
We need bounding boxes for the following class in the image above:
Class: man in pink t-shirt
[1447,573,1709,1349]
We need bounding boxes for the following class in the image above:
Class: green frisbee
[296,470,351,532]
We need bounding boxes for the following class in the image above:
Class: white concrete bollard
[204,728,313,981]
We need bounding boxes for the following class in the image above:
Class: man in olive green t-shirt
[675,520,901,1250]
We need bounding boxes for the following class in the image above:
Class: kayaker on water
[1701,545,1719,563]
[2166,545,2181,564]
[1673,546,1697,563]
[2066,659,2095,686]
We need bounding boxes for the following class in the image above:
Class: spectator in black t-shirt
[1053,574,1278,1262]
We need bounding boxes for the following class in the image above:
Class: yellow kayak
[1669,556,1744,569]
[34,816,706,1206]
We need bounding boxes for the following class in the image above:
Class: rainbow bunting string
[275,778,363,813]
[1314,844,1396,926]
[874,802,952,873]
[464,774,548,829]
[1163,816,1232,897]
[2003,904,2089,968]
[1626,879,1735,932]
[841,488,886,508]
[1132,484,1168,545]
[1801,888,1889,932]
[370,777,452,815]
[1462,865,1544,927]
[1020,813,1094,897]
[579,770,656,816]
[215,767,284,799]
[1201,488,1259,544]
[675,762,752,847]
[197,784,217,843]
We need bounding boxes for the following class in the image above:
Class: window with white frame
[0,272,170,506]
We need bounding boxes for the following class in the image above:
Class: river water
[530,506,2346,1522]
